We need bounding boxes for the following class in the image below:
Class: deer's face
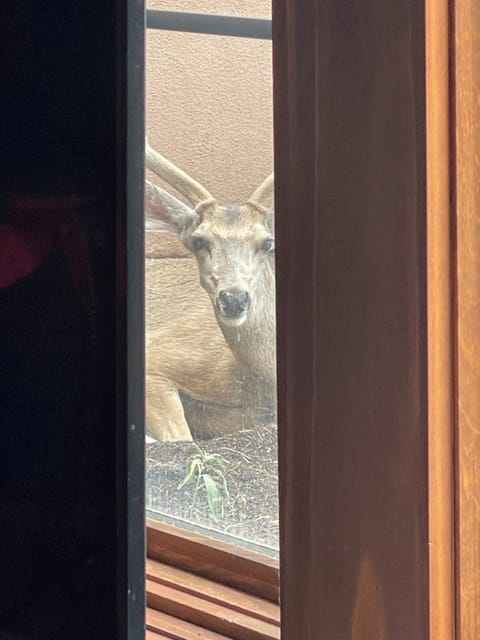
[184,204,274,328]
[144,151,274,330]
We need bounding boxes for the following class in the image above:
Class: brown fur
[144,146,275,442]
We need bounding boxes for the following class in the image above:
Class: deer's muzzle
[217,289,250,320]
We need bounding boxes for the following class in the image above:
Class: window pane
[145,27,277,554]
[147,0,271,19]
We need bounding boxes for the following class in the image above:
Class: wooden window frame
[146,520,279,603]
[146,519,280,639]
[451,0,480,637]
[427,0,480,637]
[426,0,455,636]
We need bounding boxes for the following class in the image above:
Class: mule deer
[144,139,276,442]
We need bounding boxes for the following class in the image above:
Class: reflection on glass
[144,24,277,554]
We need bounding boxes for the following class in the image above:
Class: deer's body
[145,141,275,441]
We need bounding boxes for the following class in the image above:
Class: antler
[247,172,274,215]
[145,138,216,211]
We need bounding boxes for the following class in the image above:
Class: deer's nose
[218,289,250,318]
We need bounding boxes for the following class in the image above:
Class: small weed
[177,443,230,518]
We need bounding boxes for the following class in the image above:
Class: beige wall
[146,0,273,202]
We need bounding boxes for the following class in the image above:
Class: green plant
[178,443,230,518]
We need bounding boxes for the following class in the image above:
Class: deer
[144,139,276,442]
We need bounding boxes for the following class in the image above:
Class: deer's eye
[191,236,208,252]
[260,237,275,253]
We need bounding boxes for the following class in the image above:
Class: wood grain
[351,554,387,640]
[426,0,456,637]
[146,608,234,639]
[273,1,429,637]
[454,0,480,637]
[146,520,279,603]
[146,579,280,640]
[146,559,280,626]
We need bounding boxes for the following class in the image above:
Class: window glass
[145,24,278,554]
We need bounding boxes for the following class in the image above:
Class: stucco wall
[146,0,273,202]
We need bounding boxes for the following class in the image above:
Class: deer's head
[145,139,274,329]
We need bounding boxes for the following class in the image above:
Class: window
[3,1,476,638]
[144,2,278,555]
[143,6,280,637]
[143,6,281,638]
[137,1,479,637]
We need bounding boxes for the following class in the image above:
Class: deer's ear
[144,181,197,233]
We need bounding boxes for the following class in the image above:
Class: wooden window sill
[146,519,280,640]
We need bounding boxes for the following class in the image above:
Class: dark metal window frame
[146,9,272,40]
